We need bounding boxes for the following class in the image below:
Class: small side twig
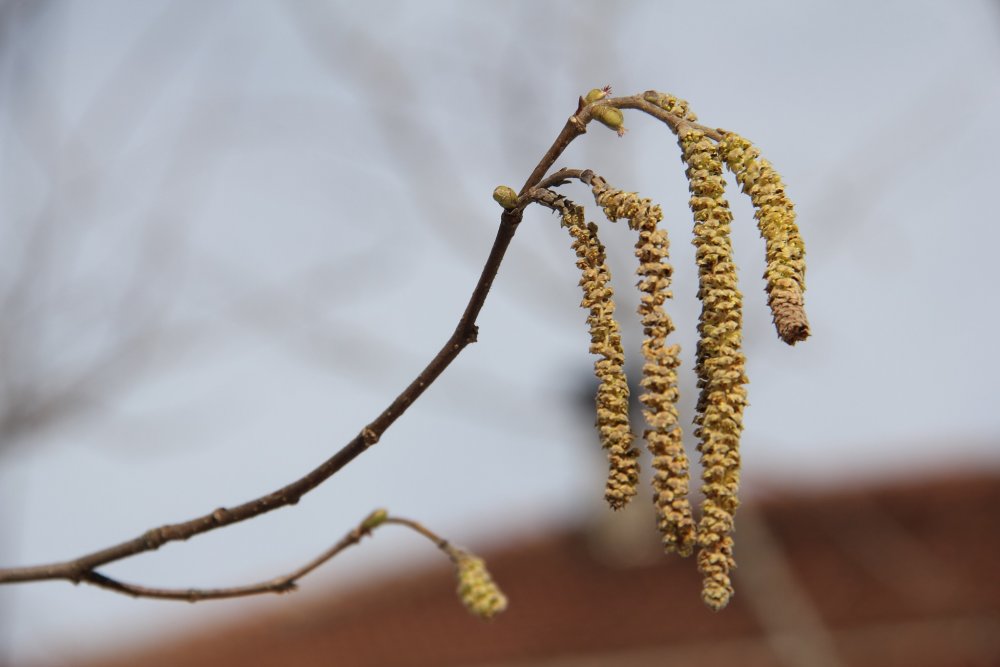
[68,510,472,604]
[75,509,392,602]
[0,88,780,616]
[600,94,722,141]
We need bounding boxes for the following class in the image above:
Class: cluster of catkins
[501,90,808,610]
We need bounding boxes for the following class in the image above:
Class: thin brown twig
[76,514,378,602]
[68,511,447,602]
[0,90,700,596]
[384,517,453,555]
[602,94,723,141]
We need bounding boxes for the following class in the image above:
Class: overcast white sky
[1,1,999,664]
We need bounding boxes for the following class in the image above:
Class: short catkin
[453,551,508,620]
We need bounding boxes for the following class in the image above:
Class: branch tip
[361,508,389,531]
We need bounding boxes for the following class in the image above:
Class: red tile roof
[78,473,1000,667]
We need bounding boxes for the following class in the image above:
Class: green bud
[593,106,626,136]
[584,85,612,104]
[361,508,388,530]
[492,185,518,210]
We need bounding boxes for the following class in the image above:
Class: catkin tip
[697,526,736,611]
[772,282,810,344]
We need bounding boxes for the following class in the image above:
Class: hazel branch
[0,88,808,616]
[0,89,607,592]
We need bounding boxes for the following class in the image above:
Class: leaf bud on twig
[584,85,626,136]
[492,185,519,210]
[361,508,389,531]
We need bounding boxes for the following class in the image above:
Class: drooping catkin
[587,175,696,557]
[452,551,508,620]
[560,202,639,510]
[718,132,809,344]
[680,127,748,611]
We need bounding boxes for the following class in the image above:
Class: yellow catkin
[588,176,696,557]
[718,132,809,344]
[680,127,748,611]
[453,552,508,620]
[560,204,639,510]
[643,90,699,122]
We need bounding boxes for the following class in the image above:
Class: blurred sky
[1,1,999,664]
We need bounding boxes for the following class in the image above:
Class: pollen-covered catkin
[453,551,507,620]
[588,176,696,557]
[561,204,639,510]
[718,132,809,344]
[643,90,699,122]
[680,127,748,610]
